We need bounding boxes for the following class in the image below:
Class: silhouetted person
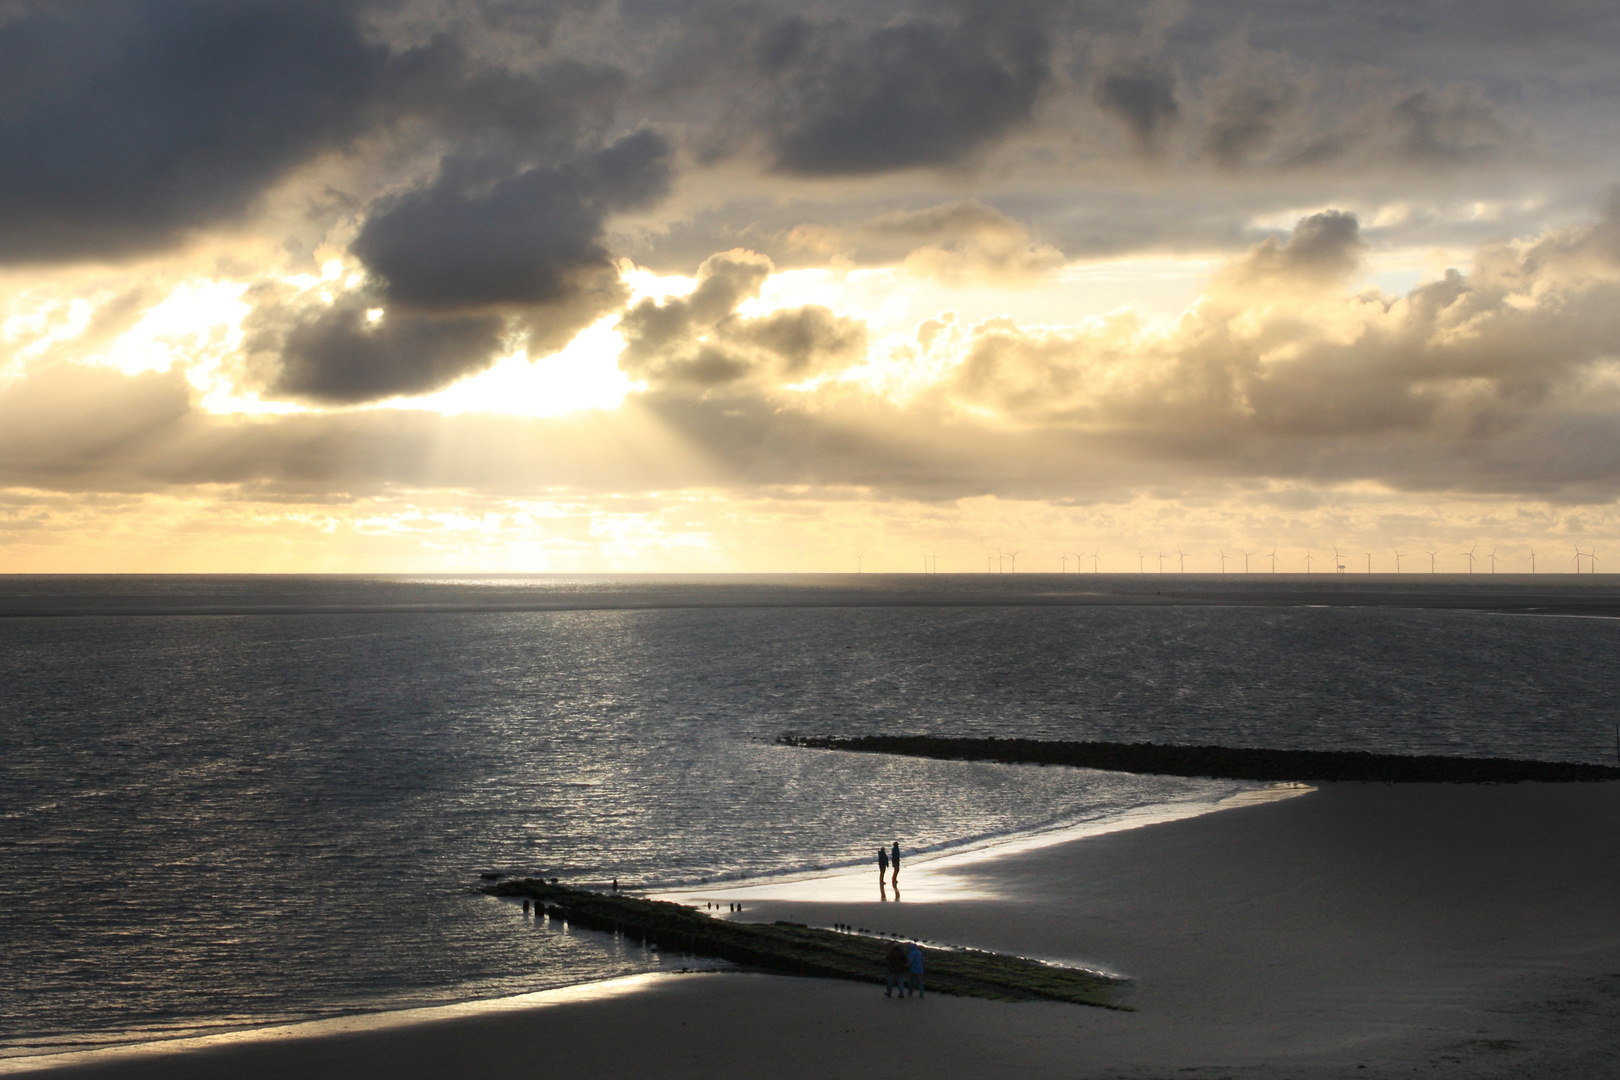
[891,842,901,887]
[612,878,618,891]
[885,942,907,997]
[523,899,530,916]
[906,942,925,998]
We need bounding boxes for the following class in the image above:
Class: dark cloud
[379,39,626,159]
[272,301,508,404]
[1093,62,1180,152]
[1227,210,1365,289]
[1203,78,1299,168]
[769,2,1053,175]
[266,131,672,403]
[0,0,382,261]
[618,250,866,388]
[1387,88,1511,166]
[352,131,671,312]
[0,0,631,264]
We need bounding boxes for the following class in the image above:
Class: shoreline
[0,974,683,1075]
[9,780,1620,1078]
[652,780,1309,903]
[4,778,1291,1068]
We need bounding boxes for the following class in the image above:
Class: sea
[4,573,1618,1059]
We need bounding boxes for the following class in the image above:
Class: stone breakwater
[482,880,1125,1007]
[778,735,1620,783]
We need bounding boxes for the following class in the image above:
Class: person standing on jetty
[884,941,908,997]
[906,942,925,998]
[877,846,889,899]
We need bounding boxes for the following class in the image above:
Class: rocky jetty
[778,734,1620,783]
[483,879,1123,1007]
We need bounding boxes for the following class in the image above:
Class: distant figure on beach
[907,942,925,998]
[891,842,901,887]
[522,899,530,916]
[884,942,907,997]
[878,846,889,899]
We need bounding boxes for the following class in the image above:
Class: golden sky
[4,0,1620,572]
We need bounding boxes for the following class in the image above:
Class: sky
[4,0,1620,573]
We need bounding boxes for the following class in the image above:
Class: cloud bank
[3,0,1620,566]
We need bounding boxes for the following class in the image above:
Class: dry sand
[13,781,1620,1079]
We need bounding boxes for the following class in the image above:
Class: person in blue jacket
[906,942,924,998]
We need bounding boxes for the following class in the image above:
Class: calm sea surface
[4,574,1618,1056]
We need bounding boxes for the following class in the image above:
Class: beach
[14,779,1620,1079]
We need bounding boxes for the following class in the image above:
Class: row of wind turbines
[899,545,1605,573]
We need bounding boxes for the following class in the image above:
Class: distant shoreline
[779,734,1620,783]
[6,572,1620,618]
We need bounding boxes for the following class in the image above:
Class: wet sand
[12,780,1620,1079]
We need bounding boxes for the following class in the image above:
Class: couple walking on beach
[877,841,900,900]
[884,940,924,998]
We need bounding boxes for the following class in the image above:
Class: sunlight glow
[387,316,638,417]
[91,280,251,376]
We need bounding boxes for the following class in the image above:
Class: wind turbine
[1333,546,1346,573]
[1365,552,1372,573]
[1267,548,1279,573]
[1393,550,1404,573]
[1303,550,1315,573]
[1090,550,1101,573]
[856,552,864,573]
[1591,547,1601,574]
[1241,549,1254,573]
[1573,546,1583,574]
[1461,545,1476,573]
[1530,548,1537,574]
[1060,552,1069,573]
[1006,549,1019,573]
[1219,550,1230,573]
[1486,548,1498,573]
[1425,549,1439,573]
[1178,548,1188,573]
[1138,550,1146,573]
[1157,549,1168,573]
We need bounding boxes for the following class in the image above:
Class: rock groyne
[778,735,1620,783]
[483,879,1124,1007]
